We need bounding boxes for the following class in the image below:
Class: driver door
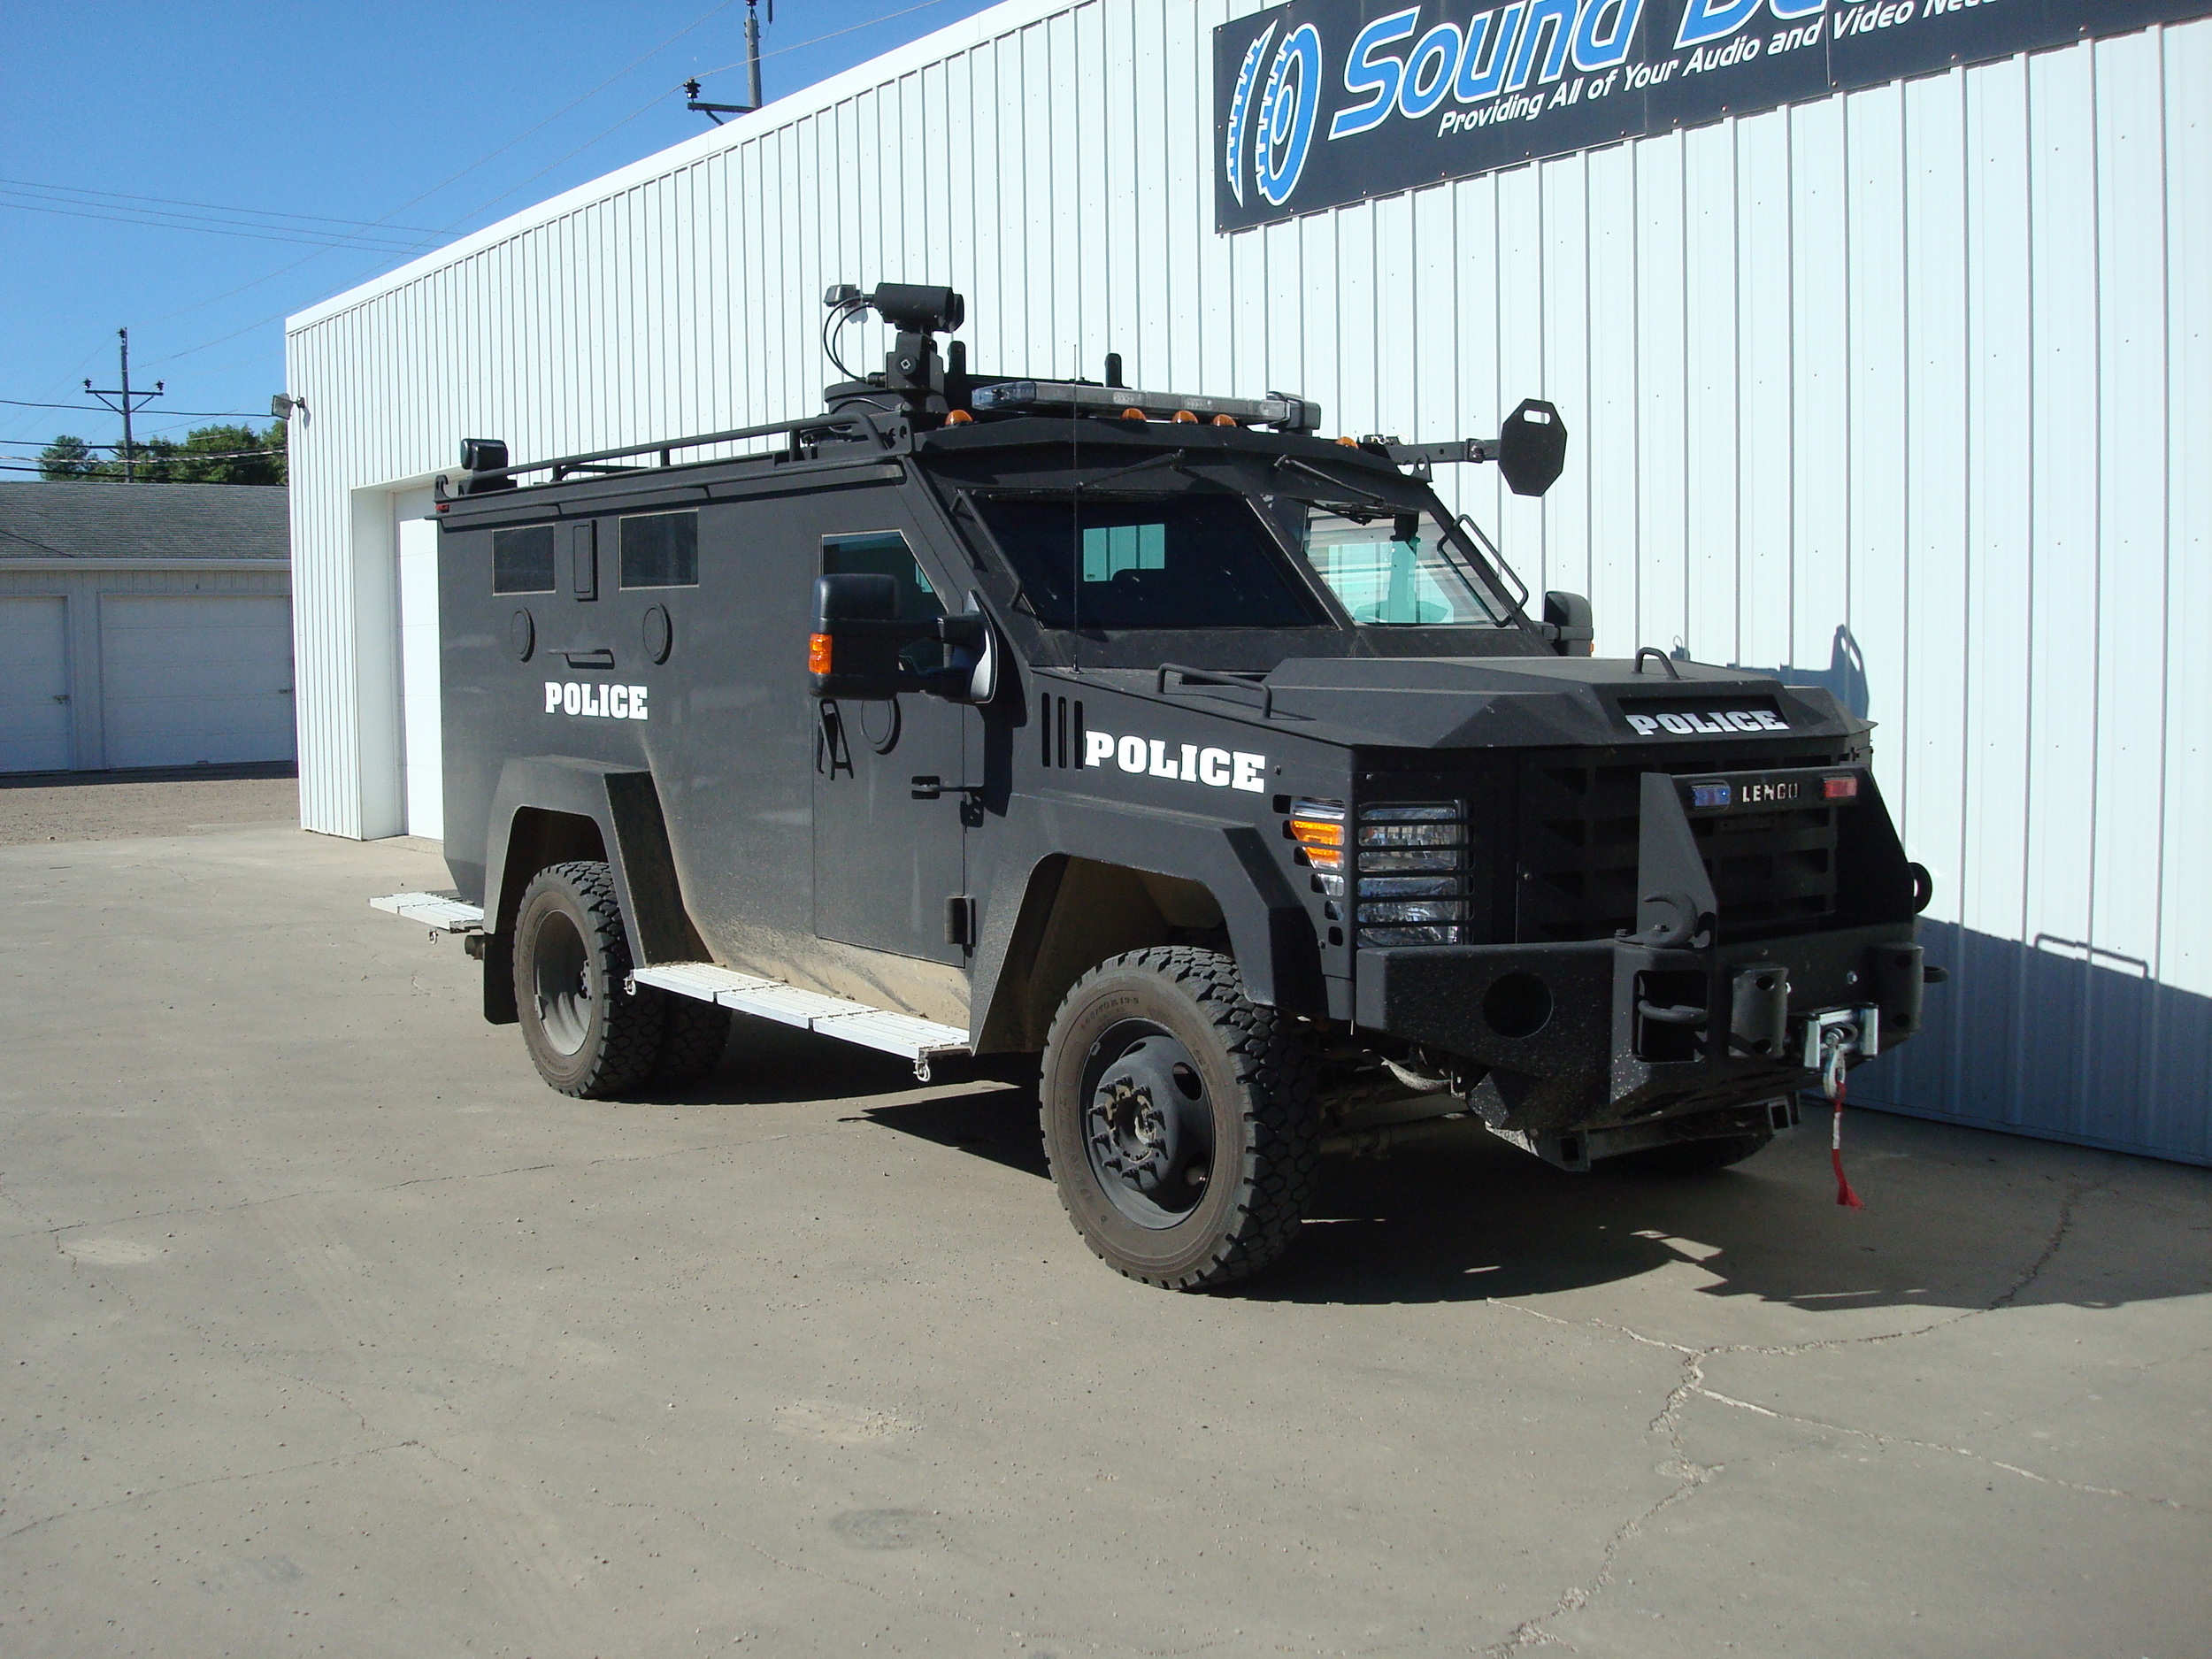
[810,519,972,966]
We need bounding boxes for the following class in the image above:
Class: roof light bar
[969,379,1322,432]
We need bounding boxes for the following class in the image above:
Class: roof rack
[436,411,881,501]
[969,379,1322,432]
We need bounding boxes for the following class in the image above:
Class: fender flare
[480,756,704,965]
[967,802,1324,1051]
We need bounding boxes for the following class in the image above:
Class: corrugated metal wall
[288,0,2209,1162]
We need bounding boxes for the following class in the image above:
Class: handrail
[1633,646,1681,679]
[453,411,878,491]
[1156,663,1274,719]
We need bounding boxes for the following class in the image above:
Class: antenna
[685,0,772,125]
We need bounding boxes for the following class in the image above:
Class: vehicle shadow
[831,1065,2211,1316]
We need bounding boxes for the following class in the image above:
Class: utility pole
[685,0,771,125]
[84,329,164,483]
[746,0,764,113]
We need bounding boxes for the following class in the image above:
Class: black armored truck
[373,283,1939,1289]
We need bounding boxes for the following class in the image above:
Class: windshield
[971,493,1330,631]
[1301,509,1509,626]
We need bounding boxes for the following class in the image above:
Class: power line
[0,196,423,254]
[689,0,960,81]
[1,396,271,416]
[0,177,445,235]
[0,439,279,457]
[137,0,741,363]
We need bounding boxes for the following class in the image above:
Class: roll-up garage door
[99,595,296,768]
[0,595,73,772]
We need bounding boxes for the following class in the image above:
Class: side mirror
[1543,590,1594,657]
[809,573,998,703]
[1497,399,1568,497]
[810,572,904,698]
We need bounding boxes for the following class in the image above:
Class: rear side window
[491,525,556,594]
[619,511,698,588]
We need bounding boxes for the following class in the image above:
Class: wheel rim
[531,910,593,1057]
[1080,1021,1215,1229]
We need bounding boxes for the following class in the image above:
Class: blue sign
[1217,0,2212,230]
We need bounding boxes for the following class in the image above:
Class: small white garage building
[283,0,2209,1163]
[0,483,295,774]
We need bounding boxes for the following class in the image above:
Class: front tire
[1040,948,1319,1290]
[512,860,664,1098]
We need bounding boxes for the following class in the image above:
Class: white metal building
[0,482,294,773]
[285,0,2209,1163]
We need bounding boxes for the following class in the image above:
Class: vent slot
[1039,694,1084,768]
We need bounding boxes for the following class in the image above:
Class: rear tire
[1040,947,1319,1290]
[512,861,664,1098]
[649,995,731,1087]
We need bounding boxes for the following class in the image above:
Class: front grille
[1517,742,1855,944]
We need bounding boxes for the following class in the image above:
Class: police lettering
[544,680,649,721]
[1083,728,1266,792]
[1624,709,1788,737]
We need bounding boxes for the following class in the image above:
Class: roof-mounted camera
[823,280,971,422]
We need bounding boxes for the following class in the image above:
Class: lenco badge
[1624,708,1788,738]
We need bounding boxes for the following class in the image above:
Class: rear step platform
[368,894,968,1077]
[370,892,486,932]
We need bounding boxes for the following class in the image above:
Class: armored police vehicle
[373,282,1938,1289]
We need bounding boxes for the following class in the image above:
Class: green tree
[37,434,102,480]
[37,422,287,486]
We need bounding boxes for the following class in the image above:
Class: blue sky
[0,0,1004,464]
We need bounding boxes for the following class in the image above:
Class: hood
[1226,655,1869,751]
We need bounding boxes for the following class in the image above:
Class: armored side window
[491,525,557,594]
[825,530,946,672]
[618,510,699,589]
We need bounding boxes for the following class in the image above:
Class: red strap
[1827,1066,1864,1209]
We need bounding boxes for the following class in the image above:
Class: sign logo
[1214,1,2212,232]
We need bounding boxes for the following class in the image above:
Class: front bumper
[1353,923,1927,1136]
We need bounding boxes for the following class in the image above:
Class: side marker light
[808,633,833,674]
[945,409,974,426]
[1823,775,1859,801]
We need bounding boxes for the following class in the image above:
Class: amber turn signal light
[808,633,833,674]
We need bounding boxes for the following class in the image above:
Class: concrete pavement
[2,822,2206,1657]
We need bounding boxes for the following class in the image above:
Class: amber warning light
[808,633,833,674]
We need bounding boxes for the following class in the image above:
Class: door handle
[910,775,983,801]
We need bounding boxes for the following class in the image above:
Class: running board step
[371,892,487,933]
[630,962,970,1075]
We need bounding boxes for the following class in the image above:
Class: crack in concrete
[1482,1343,1720,1657]
[0,1441,422,1543]
[1684,1386,2197,1511]
[1477,1175,2114,1652]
